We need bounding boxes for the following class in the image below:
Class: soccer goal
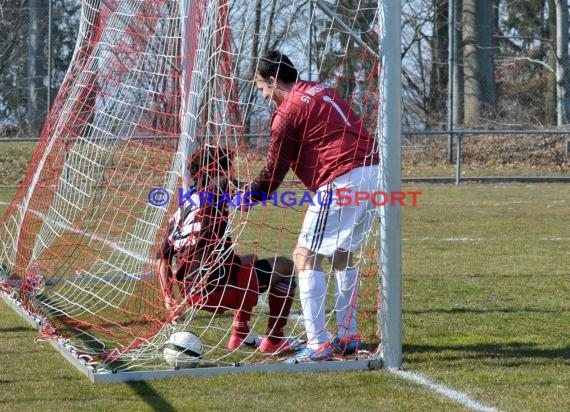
[0,0,401,382]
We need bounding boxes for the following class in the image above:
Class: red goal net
[0,0,382,376]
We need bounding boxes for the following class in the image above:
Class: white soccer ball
[164,331,203,368]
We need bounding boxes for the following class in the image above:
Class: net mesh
[0,0,381,372]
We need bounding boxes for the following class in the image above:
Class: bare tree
[0,0,81,137]
[0,0,28,134]
[451,0,464,126]
[426,0,448,129]
[27,0,48,137]
[545,0,557,125]
[463,0,497,125]
[555,0,569,125]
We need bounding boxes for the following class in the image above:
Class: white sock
[298,270,328,350]
[334,267,359,339]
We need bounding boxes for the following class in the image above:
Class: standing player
[241,50,380,362]
[158,145,300,354]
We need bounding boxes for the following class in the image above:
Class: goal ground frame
[1,290,381,382]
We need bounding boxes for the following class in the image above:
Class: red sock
[230,264,259,338]
[232,309,251,338]
[266,280,296,343]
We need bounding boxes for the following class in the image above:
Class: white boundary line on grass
[389,368,499,412]
[404,236,569,242]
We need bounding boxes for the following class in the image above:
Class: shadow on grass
[406,306,566,314]
[0,326,30,332]
[127,381,177,412]
[405,342,570,361]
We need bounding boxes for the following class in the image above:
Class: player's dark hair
[188,145,232,193]
[257,50,298,84]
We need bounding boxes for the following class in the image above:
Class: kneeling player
[157,145,299,354]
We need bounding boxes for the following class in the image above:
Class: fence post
[455,131,463,185]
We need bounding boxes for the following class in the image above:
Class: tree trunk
[556,0,569,125]
[242,0,263,135]
[462,0,497,125]
[452,0,464,126]
[426,0,448,129]
[27,0,48,137]
[545,0,557,125]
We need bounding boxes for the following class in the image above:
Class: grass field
[1,182,569,411]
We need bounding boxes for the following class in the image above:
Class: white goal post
[379,0,403,370]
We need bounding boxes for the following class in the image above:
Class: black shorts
[253,259,272,293]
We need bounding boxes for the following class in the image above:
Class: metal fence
[0,1,568,183]
[2,130,568,186]
[0,1,80,137]
[402,130,570,183]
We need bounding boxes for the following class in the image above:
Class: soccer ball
[164,331,203,368]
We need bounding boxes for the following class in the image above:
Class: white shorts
[298,165,380,257]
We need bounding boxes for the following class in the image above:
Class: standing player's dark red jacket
[249,80,380,197]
